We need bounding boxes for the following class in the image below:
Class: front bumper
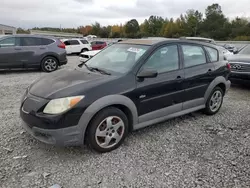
[79,56,88,63]
[19,92,87,146]
[21,120,82,146]
[229,72,250,84]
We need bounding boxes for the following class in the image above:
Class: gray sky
[0,0,249,28]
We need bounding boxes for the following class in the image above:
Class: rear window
[42,38,54,45]
[97,41,105,44]
[204,46,218,62]
[20,37,42,46]
[64,40,80,45]
[80,40,89,44]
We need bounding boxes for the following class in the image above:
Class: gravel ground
[0,56,250,188]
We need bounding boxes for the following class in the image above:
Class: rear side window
[204,46,218,62]
[97,41,105,45]
[80,40,89,44]
[181,45,206,68]
[21,37,42,46]
[42,38,54,45]
[64,40,80,45]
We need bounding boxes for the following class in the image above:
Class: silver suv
[0,34,67,72]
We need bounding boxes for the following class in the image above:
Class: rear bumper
[230,72,250,80]
[225,80,231,93]
[59,58,68,66]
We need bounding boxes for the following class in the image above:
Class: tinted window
[63,40,80,45]
[21,37,42,46]
[42,38,54,45]
[142,45,179,73]
[80,40,89,44]
[0,37,16,47]
[182,45,206,68]
[69,40,80,45]
[204,46,218,62]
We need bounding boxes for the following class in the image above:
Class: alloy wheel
[95,116,125,149]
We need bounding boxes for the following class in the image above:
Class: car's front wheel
[41,56,59,72]
[204,87,224,115]
[86,107,129,153]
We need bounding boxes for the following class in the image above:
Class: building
[30,30,83,39]
[0,24,16,35]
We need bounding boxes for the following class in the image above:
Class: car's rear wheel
[86,107,128,153]
[203,87,224,115]
[41,56,59,72]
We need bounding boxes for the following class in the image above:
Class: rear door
[180,43,216,109]
[0,36,23,68]
[19,37,46,68]
[68,40,81,53]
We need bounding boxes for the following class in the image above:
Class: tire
[41,56,59,72]
[86,107,129,153]
[203,87,224,115]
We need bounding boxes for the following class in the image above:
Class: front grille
[230,62,250,72]
[22,95,45,113]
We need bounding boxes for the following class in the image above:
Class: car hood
[80,50,101,56]
[29,68,111,99]
[227,54,250,62]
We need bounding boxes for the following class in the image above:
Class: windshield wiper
[89,67,111,75]
[82,64,111,75]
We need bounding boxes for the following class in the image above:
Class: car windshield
[238,45,250,55]
[84,43,149,74]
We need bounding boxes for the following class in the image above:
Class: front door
[0,36,23,68]
[134,44,185,123]
[180,44,216,109]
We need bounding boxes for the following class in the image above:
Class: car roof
[0,34,57,40]
[118,38,218,48]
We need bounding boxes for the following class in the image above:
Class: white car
[79,50,101,63]
[61,38,92,55]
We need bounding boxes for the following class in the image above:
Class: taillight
[226,63,231,70]
[58,41,66,49]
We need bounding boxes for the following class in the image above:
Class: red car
[91,41,107,50]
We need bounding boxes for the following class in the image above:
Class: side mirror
[137,69,158,79]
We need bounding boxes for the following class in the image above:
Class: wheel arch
[204,76,229,101]
[77,95,138,144]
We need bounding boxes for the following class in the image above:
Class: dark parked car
[0,34,67,72]
[20,39,231,153]
[223,44,238,53]
[227,44,250,83]
[91,41,107,50]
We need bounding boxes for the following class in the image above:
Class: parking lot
[0,55,250,188]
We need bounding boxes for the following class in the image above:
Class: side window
[0,37,16,47]
[21,37,42,46]
[42,38,54,45]
[182,45,206,68]
[204,46,218,62]
[80,40,89,44]
[64,40,70,46]
[142,45,179,73]
[69,40,80,45]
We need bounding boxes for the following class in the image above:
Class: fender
[77,95,138,144]
[204,76,230,101]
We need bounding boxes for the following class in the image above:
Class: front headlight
[43,96,84,114]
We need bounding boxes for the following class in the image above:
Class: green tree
[124,19,140,38]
